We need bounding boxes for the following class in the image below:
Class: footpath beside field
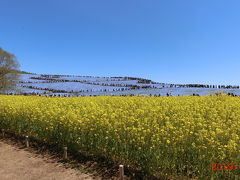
[0,140,101,180]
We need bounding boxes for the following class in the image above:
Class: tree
[0,48,20,93]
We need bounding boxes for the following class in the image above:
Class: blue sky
[1,0,240,85]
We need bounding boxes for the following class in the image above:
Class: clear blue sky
[1,0,240,85]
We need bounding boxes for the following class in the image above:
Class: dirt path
[0,140,101,180]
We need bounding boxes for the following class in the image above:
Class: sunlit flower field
[0,95,239,179]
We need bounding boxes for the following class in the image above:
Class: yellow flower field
[0,95,240,179]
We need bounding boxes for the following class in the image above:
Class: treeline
[19,80,53,84]
[21,77,240,90]
[178,84,240,89]
[122,77,152,84]
[20,85,130,94]
[4,92,240,98]
[19,74,240,90]
[153,83,240,89]
[27,77,152,89]
[40,74,122,79]
[19,75,240,90]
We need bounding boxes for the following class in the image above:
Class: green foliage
[0,48,20,92]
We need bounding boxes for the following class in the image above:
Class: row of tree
[20,85,130,94]
[28,77,153,89]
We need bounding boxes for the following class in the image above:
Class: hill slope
[5,73,240,96]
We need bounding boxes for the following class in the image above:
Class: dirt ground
[0,140,102,180]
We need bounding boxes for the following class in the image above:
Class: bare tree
[0,48,20,93]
